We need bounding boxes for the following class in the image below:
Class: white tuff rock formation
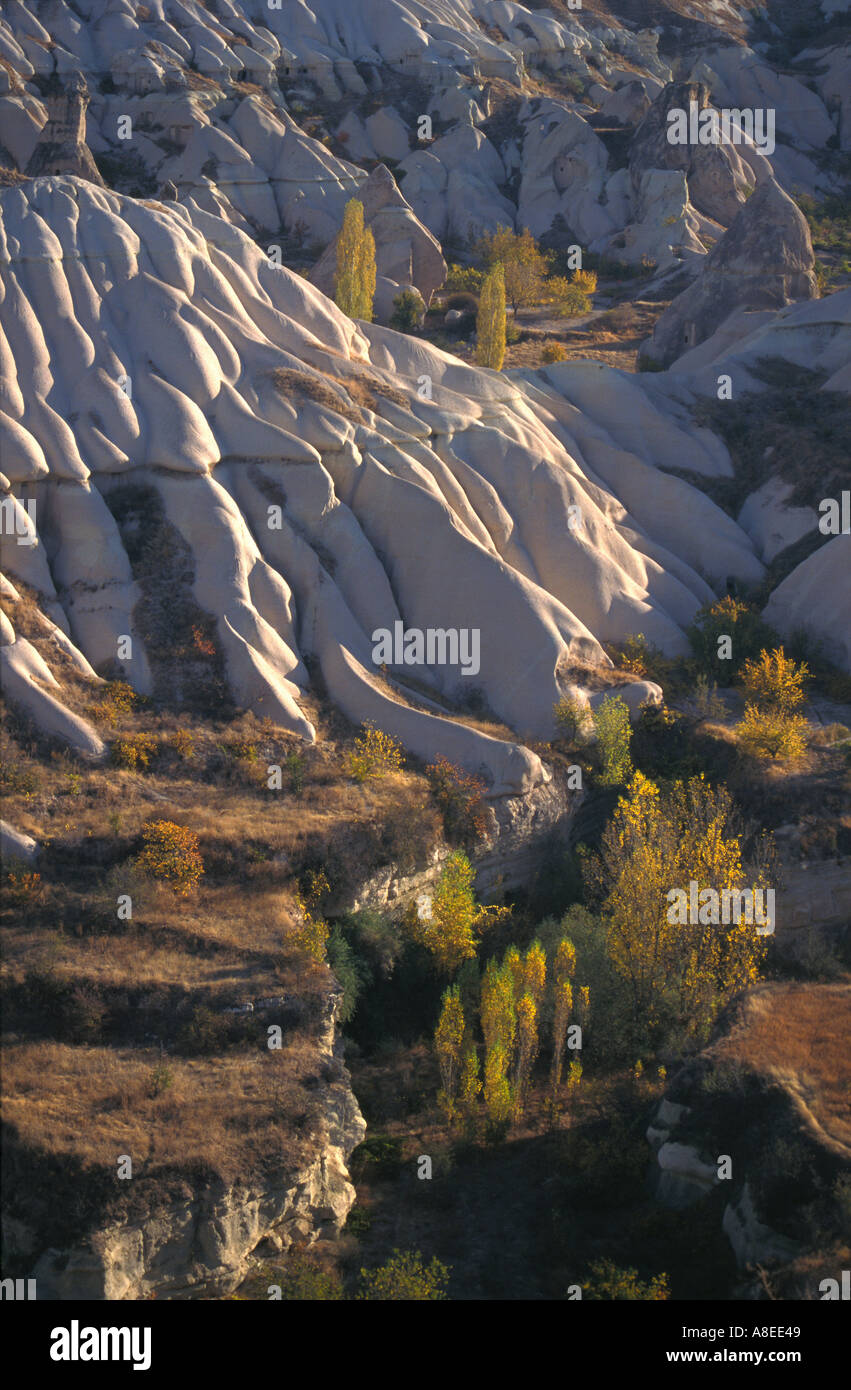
[0,1,841,268]
[309,163,446,325]
[0,176,776,790]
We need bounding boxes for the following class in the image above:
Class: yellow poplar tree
[459,1042,481,1125]
[475,263,506,370]
[357,226,376,322]
[587,770,766,1041]
[481,957,516,1127]
[408,851,510,974]
[565,1056,583,1109]
[550,936,584,1104]
[512,992,539,1115]
[550,976,573,1100]
[434,984,465,1119]
[504,945,523,998]
[481,957,516,1056]
[335,199,376,321]
[578,983,590,1028]
[335,198,364,318]
[483,1040,513,1128]
[522,941,547,1008]
[555,937,576,984]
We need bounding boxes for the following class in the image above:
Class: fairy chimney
[26,72,105,186]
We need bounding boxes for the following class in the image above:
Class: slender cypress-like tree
[481,957,515,1127]
[357,226,376,322]
[335,199,376,321]
[475,262,506,370]
[550,937,577,1102]
[335,198,364,318]
[434,984,465,1119]
[550,977,573,1101]
[512,992,538,1115]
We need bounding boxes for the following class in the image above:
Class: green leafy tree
[389,288,425,331]
[445,263,485,294]
[275,1252,343,1300]
[553,694,590,744]
[687,596,774,682]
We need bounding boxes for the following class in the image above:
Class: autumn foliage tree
[550,936,576,1101]
[458,1041,481,1126]
[513,993,538,1114]
[585,770,767,1045]
[474,225,550,315]
[480,955,516,1129]
[435,933,591,1129]
[545,268,597,317]
[434,984,466,1119]
[737,704,809,760]
[134,820,203,895]
[426,756,489,847]
[736,647,810,760]
[335,199,376,321]
[293,869,331,967]
[475,263,506,370]
[741,648,810,711]
[472,226,596,319]
[356,1250,450,1300]
[592,694,633,786]
[406,851,510,974]
[347,723,404,782]
[584,1259,669,1301]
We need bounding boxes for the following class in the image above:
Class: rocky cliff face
[646,983,851,1293]
[334,762,581,914]
[629,81,768,229]
[30,994,365,1301]
[643,177,817,366]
